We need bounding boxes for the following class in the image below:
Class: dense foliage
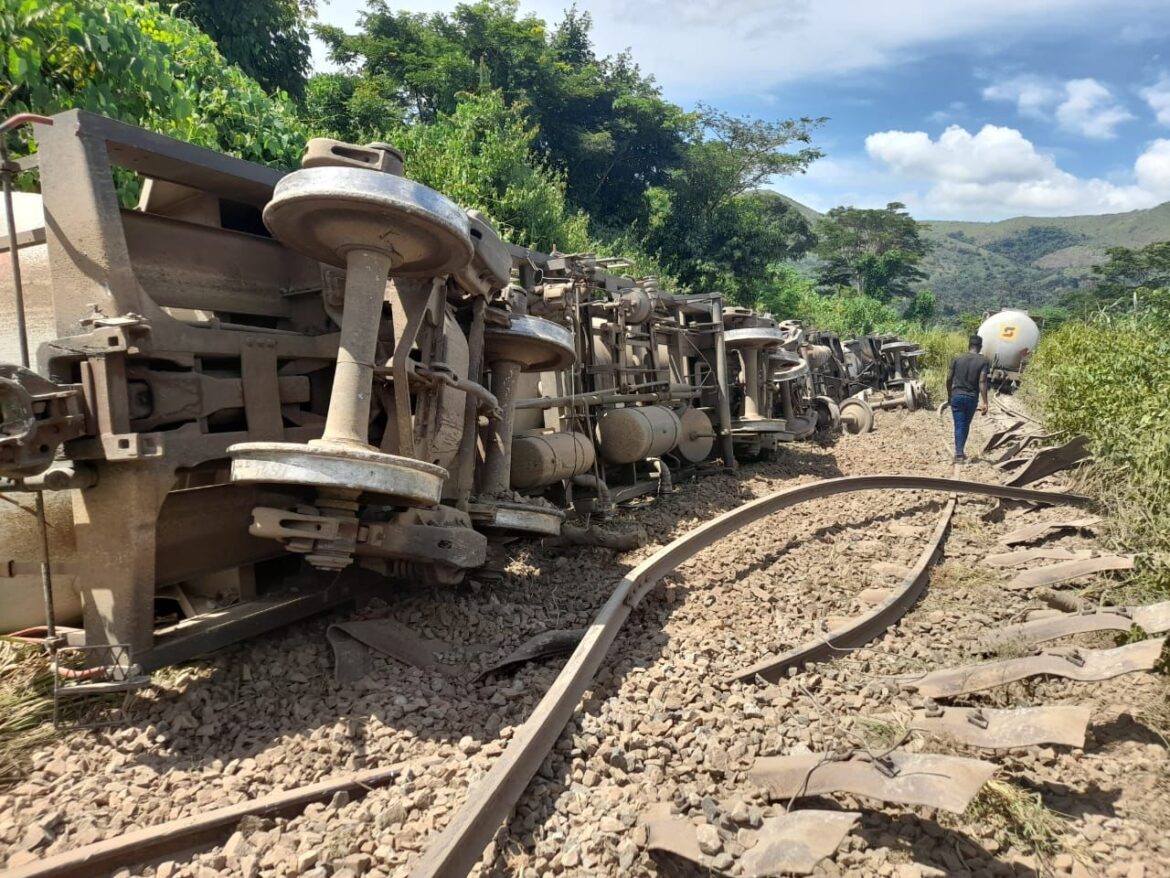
[387,91,590,252]
[1,0,308,172]
[1026,297,1170,594]
[1087,241,1170,307]
[313,0,821,302]
[814,202,930,301]
[173,0,314,100]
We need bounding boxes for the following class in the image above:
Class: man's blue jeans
[950,393,978,458]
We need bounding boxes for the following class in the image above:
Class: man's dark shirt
[947,352,990,397]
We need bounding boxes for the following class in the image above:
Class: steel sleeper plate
[982,602,1170,649]
[999,517,1101,546]
[1006,555,1134,590]
[910,705,1091,748]
[749,750,996,813]
[909,638,1166,698]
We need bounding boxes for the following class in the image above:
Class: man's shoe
[954,454,967,463]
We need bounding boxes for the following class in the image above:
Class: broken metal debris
[908,638,1166,698]
[910,704,1091,749]
[475,628,586,680]
[739,811,861,877]
[1005,435,1091,488]
[748,750,997,814]
[643,804,860,877]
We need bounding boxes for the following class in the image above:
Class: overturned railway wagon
[0,111,925,671]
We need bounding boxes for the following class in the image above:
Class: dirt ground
[1,403,1167,878]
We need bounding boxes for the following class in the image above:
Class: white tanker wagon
[977,309,1041,389]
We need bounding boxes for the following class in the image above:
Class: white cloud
[1140,76,1170,126]
[314,0,1163,97]
[1055,79,1134,138]
[982,76,1062,119]
[1135,138,1170,191]
[864,124,1170,218]
[983,75,1133,138]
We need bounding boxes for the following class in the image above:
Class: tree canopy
[173,0,315,100]
[2,0,308,171]
[1089,241,1170,306]
[814,202,930,301]
[314,0,692,231]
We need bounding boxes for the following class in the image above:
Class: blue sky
[313,0,1170,221]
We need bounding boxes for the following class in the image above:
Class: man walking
[946,335,990,462]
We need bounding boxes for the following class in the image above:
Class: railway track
[9,468,1109,875]
[6,408,1168,878]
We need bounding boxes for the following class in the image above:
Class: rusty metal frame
[981,601,1170,649]
[1006,554,1135,590]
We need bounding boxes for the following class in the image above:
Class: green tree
[173,0,314,100]
[315,0,690,230]
[1088,241,1170,307]
[389,90,589,252]
[1,0,308,174]
[814,202,930,301]
[641,111,822,302]
[903,289,936,324]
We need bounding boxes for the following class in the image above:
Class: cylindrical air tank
[510,431,596,490]
[597,406,682,464]
[977,310,1041,372]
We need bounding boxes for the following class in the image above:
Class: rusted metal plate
[740,811,860,876]
[734,498,955,684]
[910,705,1091,748]
[408,476,1087,878]
[909,638,1166,698]
[982,602,1170,649]
[326,618,493,682]
[644,806,860,876]
[1006,555,1134,590]
[981,547,1090,567]
[1000,517,1101,546]
[749,750,996,814]
[1006,435,1091,488]
[476,628,586,680]
[643,805,703,863]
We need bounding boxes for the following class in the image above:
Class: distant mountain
[775,195,1170,317]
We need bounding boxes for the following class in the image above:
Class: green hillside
[775,195,1170,317]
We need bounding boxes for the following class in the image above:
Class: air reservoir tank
[977,309,1040,373]
[597,406,682,464]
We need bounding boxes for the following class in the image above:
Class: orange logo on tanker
[999,326,1017,340]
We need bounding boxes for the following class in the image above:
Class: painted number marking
[1000,326,1017,340]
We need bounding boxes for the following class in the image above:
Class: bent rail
[410,475,1090,878]
[732,495,956,683]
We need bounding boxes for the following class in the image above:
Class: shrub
[1026,307,1170,596]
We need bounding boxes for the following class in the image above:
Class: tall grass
[1025,306,1170,599]
[904,327,968,402]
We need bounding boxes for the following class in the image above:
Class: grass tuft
[965,779,1067,858]
[0,640,57,788]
